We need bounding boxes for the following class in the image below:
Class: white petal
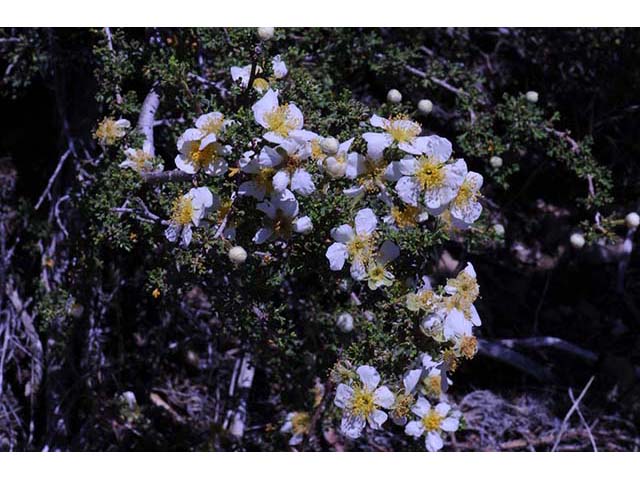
[177,128,204,152]
[362,132,392,160]
[356,365,380,390]
[272,55,288,79]
[272,170,291,192]
[253,227,273,244]
[175,155,196,174]
[205,158,228,177]
[350,259,366,281]
[399,157,417,175]
[377,240,400,265]
[405,420,425,438]
[411,397,431,418]
[180,225,193,247]
[252,89,279,128]
[425,431,444,452]
[334,383,354,409]
[164,223,180,243]
[273,189,299,218]
[396,176,420,206]
[256,199,277,219]
[354,208,377,236]
[190,187,213,209]
[331,224,354,243]
[373,386,395,409]
[441,417,459,432]
[289,433,304,446]
[340,414,365,439]
[326,243,348,271]
[230,65,250,87]
[369,114,386,128]
[435,402,451,417]
[343,185,365,198]
[293,216,313,234]
[291,169,315,196]
[403,369,422,394]
[285,103,304,130]
[259,146,283,168]
[345,153,365,179]
[238,181,265,200]
[367,409,388,430]
[384,161,403,181]
[421,135,452,162]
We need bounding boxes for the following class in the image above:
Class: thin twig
[552,376,595,451]
[35,149,71,211]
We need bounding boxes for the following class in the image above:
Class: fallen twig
[552,376,595,451]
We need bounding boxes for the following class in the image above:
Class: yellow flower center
[422,410,443,432]
[393,394,413,419]
[415,156,446,191]
[253,77,269,92]
[391,205,420,229]
[347,234,374,261]
[459,335,478,359]
[95,118,125,145]
[310,139,325,161]
[368,263,387,283]
[350,386,375,418]
[453,180,478,208]
[188,142,219,169]
[423,375,442,398]
[264,104,297,137]
[200,115,225,136]
[447,271,479,308]
[291,412,311,436]
[385,115,421,143]
[171,196,195,226]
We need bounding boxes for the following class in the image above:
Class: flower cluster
[107,46,485,452]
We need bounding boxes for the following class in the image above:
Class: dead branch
[552,376,595,451]
[477,339,556,383]
[137,88,160,156]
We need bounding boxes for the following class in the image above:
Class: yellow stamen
[350,386,375,417]
[291,412,311,436]
[391,205,420,228]
[415,156,446,191]
[171,196,194,226]
[264,104,298,137]
[385,115,421,143]
[421,410,443,432]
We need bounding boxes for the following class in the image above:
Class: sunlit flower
[342,152,401,198]
[230,64,269,92]
[334,365,395,439]
[362,114,423,159]
[94,117,130,146]
[395,136,466,213]
[119,144,163,174]
[175,128,231,176]
[253,189,313,244]
[364,240,400,290]
[252,89,314,144]
[326,208,378,281]
[406,276,441,313]
[194,111,233,146]
[405,398,460,451]
[444,262,480,317]
[450,166,483,228]
[280,411,311,446]
[164,187,215,247]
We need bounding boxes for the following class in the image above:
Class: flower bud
[386,89,402,104]
[418,99,433,115]
[320,137,339,155]
[492,223,505,236]
[325,156,346,178]
[336,312,354,333]
[490,156,503,168]
[570,233,585,249]
[625,212,640,229]
[294,216,313,235]
[525,91,539,103]
[228,246,248,265]
[257,27,275,41]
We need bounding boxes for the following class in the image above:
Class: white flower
[570,232,585,249]
[449,166,483,227]
[320,137,340,156]
[228,246,248,265]
[252,189,312,244]
[280,411,310,446]
[324,138,355,179]
[175,128,230,176]
[257,27,275,41]
[386,89,402,104]
[492,223,505,236]
[164,187,215,247]
[625,212,639,229]
[239,140,316,199]
[272,55,288,79]
[336,312,354,333]
[119,144,163,174]
[418,99,433,115]
[405,398,460,451]
[334,365,395,439]
[390,368,422,426]
[362,114,423,159]
[252,89,314,144]
[364,240,400,290]
[525,90,539,103]
[94,117,130,146]
[194,111,233,145]
[489,155,503,168]
[326,208,378,281]
[395,136,466,213]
